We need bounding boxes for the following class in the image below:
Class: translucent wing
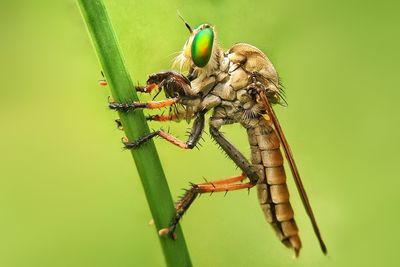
[259,91,327,254]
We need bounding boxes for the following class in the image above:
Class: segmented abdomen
[247,119,302,256]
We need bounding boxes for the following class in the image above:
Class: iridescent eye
[191,28,214,67]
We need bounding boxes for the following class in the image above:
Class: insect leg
[116,113,187,123]
[209,124,259,184]
[109,97,179,112]
[160,173,253,238]
[199,173,247,185]
[161,120,260,239]
[123,111,205,149]
[114,119,123,130]
[135,83,158,94]
[115,114,180,131]
[115,113,184,132]
[145,114,179,122]
[98,78,151,94]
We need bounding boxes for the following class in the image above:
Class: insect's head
[182,24,215,68]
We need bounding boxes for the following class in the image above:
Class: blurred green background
[1,0,400,266]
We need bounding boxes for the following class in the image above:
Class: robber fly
[108,19,327,256]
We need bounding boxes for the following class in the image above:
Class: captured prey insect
[108,20,327,256]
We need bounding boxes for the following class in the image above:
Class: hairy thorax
[186,48,269,129]
[177,43,280,130]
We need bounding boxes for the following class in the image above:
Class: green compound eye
[191,28,214,67]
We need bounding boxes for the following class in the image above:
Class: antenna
[177,10,192,34]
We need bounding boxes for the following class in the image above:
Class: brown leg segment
[197,182,253,193]
[116,114,182,127]
[124,111,206,149]
[146,98,179,109]
[123,130,189,149]
[146,114,178,122]
[160,173,254,238]
[199,173,246,186]
[137,83,158,93]
[158,131,188,149]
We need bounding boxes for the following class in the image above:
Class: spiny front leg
[109,97,179,112]
[146,114,178,122]
[108,70,194,112]
[145,113,185,122]
[114,113,186,131]
[98,73,154,94]
[146,71,193,98]
[100,81,151,94]
[123,110,206,149]
[159,173,254,239]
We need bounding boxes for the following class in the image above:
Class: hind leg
[159,173,254,238]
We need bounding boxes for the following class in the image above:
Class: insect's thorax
[188,47,266,129]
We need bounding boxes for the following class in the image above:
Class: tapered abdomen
[247,121,302,256]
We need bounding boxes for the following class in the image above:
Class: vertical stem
[76,1,192,266]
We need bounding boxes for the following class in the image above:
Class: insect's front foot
[158,227,177,240]
[98,79,108,87]
[97,72,150,93]
[98,71,108,87]
[108,96,147,112]
[108,102,135,112]
[146,71,192,98]
[114,119,123,130]
[122,131,160,149]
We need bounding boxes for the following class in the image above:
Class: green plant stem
[76,1,192,266]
